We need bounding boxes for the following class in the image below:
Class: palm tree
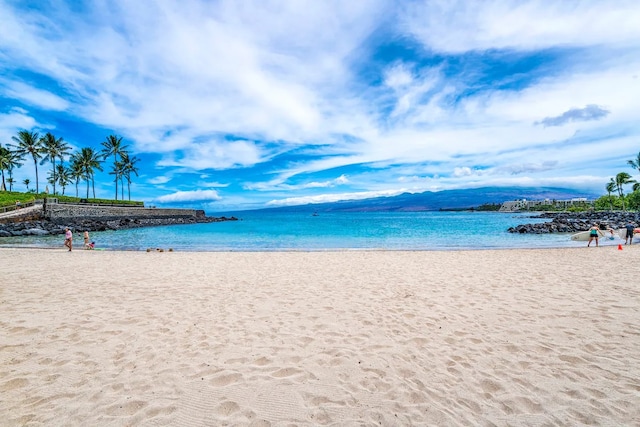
[40,132,71,195]
[0,144,24,192]
[12,130,43,194]
[628,151,640,178]
[605,178,617,211]
[69,158,84,197]
[72,148,103,198]
[109,159,126,201]
[46,170,57,191]
[23,178,30,191]
[615,172,635,211]
[55,164,71,195]
[0,144,10,191]
[6,149,24,191]
[122,153,140,201]
[100,135,128,200]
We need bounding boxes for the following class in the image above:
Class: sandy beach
[1,247,638,426]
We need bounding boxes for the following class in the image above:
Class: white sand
[1,247,639,426]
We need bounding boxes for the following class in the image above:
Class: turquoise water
[0,211,607,251]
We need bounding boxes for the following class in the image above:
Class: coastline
[2,247,638,425]
[3,210,638,252]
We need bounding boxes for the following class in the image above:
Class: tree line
[0,131,139,201]
[597,151,640,211]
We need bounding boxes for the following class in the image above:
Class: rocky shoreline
[507,211,640,234]
[0,212,238,237]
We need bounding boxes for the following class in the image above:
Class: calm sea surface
[0,211,613,251]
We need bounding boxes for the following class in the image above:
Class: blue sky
[1,1,639,212]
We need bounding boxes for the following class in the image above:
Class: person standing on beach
[83,231,90,249]
[587,224,600,247]
[624,222,635,245]
[64,228,73,251]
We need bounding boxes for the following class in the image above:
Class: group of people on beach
[587,222,638,247]
[63,229,95,251]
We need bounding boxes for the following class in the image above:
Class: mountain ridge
[247,186,599,213]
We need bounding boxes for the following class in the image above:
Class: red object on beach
[618,244,623,250]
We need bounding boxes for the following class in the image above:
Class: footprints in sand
[209,372,243,387]
[215,400,241,416]
[104,399,148,416]
[270,367,304,378]
[1,377,29,391]
[252,356,271,366]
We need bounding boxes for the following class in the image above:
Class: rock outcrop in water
[507,211,640,234]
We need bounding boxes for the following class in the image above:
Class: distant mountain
[252,187,599,213]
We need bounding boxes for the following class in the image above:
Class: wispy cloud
[402,1,640,53]
[155,189,221,203]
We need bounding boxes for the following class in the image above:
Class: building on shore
[499,198,593,212]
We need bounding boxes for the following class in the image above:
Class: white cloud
[384,63,414,89]
[156,189,221,203]
[245,173,350,192]
[453,167,473,177]
[148,176,171,185]
[402,1,640,53]
[157,139,265,170]
[0,108,38,141]
[267,188,410,207]
[1,81,69,111]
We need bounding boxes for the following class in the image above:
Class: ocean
[0,211,608,251]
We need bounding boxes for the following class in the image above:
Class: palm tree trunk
[114,154,118,201]
[52,158,57,195]
[33,158,39,194]
[618,189,626,211]
[92,174,96,199]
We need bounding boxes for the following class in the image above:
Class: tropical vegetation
[1,130,141,202]
[592,151,640,211]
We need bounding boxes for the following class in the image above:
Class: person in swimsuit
[587,224,600,247]
[84,231,90,249]
[64,228,73,251]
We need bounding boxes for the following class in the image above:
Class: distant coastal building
[499,198,592,212]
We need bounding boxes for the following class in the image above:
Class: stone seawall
[0,202,237,237]
[44,203,202,221]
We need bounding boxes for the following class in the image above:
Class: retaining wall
[45,203,202,221]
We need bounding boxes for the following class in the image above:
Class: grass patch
[1,191,144,209]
